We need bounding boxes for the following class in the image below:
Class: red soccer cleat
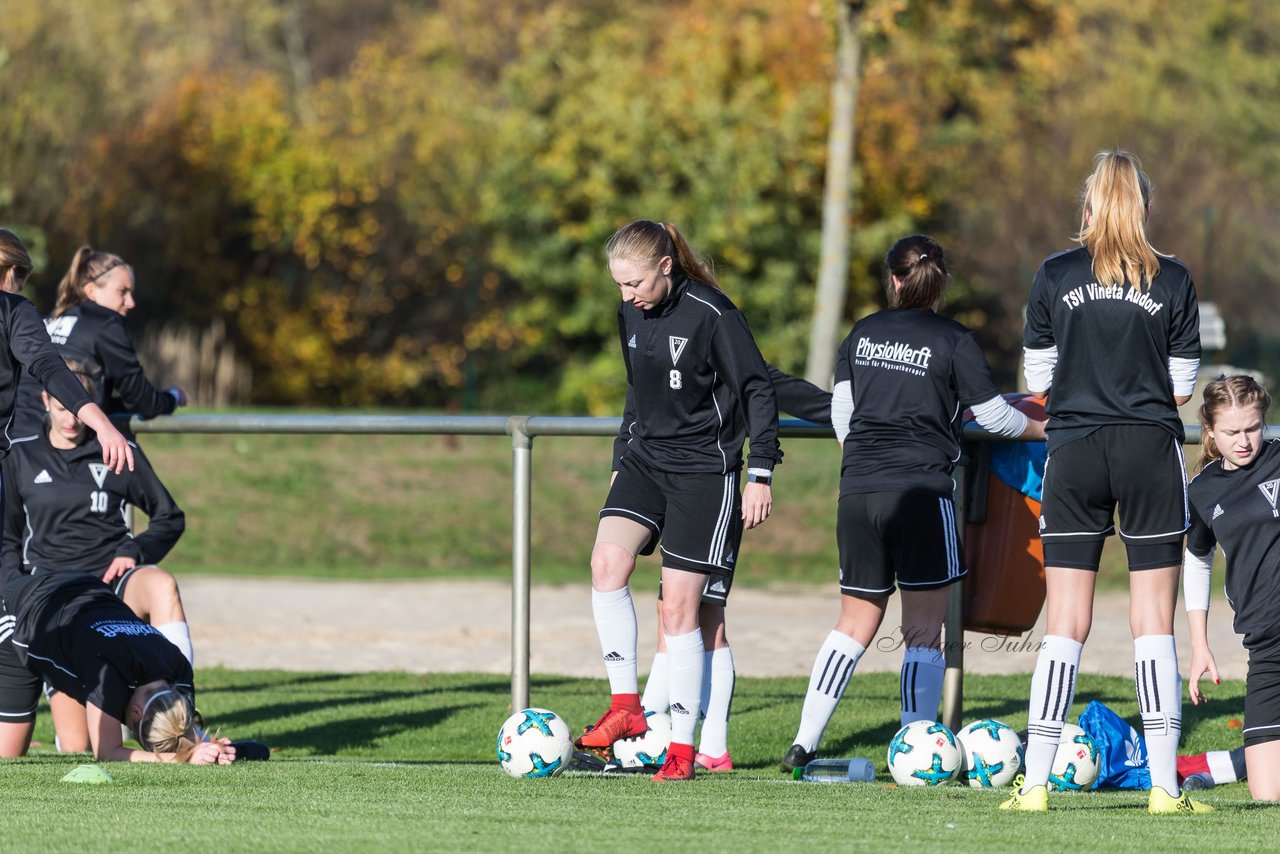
[574,707,648,751]
[652,750,696,782]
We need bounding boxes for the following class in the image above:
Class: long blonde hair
[1076,150,1162,291]
[604,220,720,290]
[1198,374,1272,470]
[136,686,200,762]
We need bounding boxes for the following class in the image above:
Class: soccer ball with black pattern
[496,708,574,779]
[886,720,962,787]
[956,719,1024,788]
[612,711,671,768]
[1048,723,1100,791]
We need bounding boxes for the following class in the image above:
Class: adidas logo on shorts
[709,580,726,594]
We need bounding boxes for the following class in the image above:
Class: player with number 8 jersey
[581,219,780,782]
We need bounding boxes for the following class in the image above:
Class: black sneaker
[230,740,271,761]
[780,744,816,773]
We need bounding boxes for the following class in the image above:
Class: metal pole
[508,416,533,712]
[941,460,966,732]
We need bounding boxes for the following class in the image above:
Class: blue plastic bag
[1077,700,1151,790]
[988,441,1048,502]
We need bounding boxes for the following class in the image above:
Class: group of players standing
[578,149,1279,810]
[0,230,246,765]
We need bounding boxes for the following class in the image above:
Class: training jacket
[613,273,781,475]
[0,292,93,458]
[12,300,177,435]
[1186,439,1280,658]
[1,429,184,581]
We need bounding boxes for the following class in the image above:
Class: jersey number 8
[669,369,682,390]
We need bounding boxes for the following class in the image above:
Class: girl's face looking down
[44,394,89,448]
[610,255,673,311]
[1208,404,1266,470]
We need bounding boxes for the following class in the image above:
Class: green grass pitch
[0,669,1268,852]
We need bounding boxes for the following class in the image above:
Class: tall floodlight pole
[806,1,865,389]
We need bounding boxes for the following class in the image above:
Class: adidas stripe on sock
[1022,634,1083,791]
[793,630,865,753]
[1135,634,1182,794]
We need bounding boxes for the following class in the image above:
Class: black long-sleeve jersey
[1023,247,1200,452]
[767,365,832,427]
[12,300,177,436]
[1187,439,1280,657]
[0,571,193,717]
[0,292,93,458]
[835,308,1002,497]
[613,274,781,474]
[1,429,184,581]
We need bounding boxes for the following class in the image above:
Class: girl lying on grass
[0,571,252,764]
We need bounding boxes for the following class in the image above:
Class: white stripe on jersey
[708,371,728,473]
[685,293,724,316]
[21,649,79,680]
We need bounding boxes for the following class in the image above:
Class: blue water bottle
[794,757,876,783]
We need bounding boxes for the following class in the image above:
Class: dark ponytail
[885,235,949,310]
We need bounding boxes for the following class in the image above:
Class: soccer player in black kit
[1183,375,1280,801]
[1004,151,1209,813]
[779,235,1045,773]
[0,571,233,764]
[3,358,192,752]
[0,229,134,478]
[578,220,780,781]
[12,244,187,436]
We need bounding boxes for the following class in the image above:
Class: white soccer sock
[1207,748,1242,784]
[665,629,704,746]
[1135,634,1182,794]
[793,630,865,753]
[591,587,638,695]
[1023,634,1083,791]
[900,646,945,726]
[697,646,735,757]
[641,652,669,713]
[156,621,194,666]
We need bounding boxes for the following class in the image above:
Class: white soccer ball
[956,719,1024,788]
[887,720,962,786]
[496,708,573,778]
[612,711,671,768]
[1048,722,1099,791]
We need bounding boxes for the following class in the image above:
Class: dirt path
[181,577,1248,680]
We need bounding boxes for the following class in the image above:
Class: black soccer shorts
[837,490,964,598]
[600,456,742,576]
[1039,425,1187,570]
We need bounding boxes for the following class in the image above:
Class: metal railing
[124,412,1224,727]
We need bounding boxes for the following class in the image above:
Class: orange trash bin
[963,452,1046,636]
